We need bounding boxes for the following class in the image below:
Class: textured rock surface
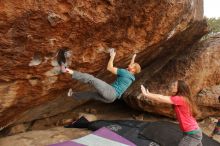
[196,84,220,118]
[0,0,208,128]
[124,35,220,119]
[0,127,90,146]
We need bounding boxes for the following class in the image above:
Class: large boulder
[196,84,220,118]
[0,0,207,128]
[124,35,220,119]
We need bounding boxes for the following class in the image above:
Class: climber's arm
[129,54,136,65]
[107,49,118,75]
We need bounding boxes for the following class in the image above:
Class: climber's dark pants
[71,71,117,103]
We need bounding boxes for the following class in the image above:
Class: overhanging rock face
[0,0,208,127]
[124,35,220,119]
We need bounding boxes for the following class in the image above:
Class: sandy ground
[0,100,219,146]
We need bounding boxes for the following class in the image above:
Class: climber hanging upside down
[61,48,141,103]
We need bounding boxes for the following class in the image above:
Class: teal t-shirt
[111,68,135,98]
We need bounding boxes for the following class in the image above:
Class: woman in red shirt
[141,80,202,146]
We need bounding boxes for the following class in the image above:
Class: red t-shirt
[170,96,199,132]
